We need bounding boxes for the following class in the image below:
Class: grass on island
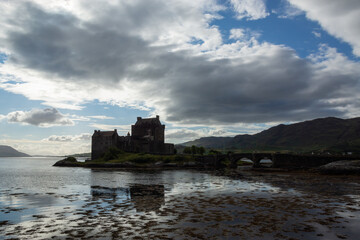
[63,147,255,167]
[87,147,195,166]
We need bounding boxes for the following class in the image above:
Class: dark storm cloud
[2,1,360,125]
[6,3,158,83]
[161,48,358,124]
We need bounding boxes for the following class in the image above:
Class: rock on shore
[318,160,360,174]
[53,157,80,167]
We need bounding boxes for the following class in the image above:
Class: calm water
[1,157,360,239]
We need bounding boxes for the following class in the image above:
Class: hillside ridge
[181,117,360,152]
[0,145,31,157]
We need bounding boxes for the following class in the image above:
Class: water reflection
[90,184,165,212]
[130,184,165,212]
[91,186,130,201]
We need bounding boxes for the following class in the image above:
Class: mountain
[0,145,31,157]
[181,117,360,153]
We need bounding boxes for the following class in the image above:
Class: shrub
[64,156,77,162]
[184,146,206,155]
[103,147,123,161]
[175,155,184,162]
[209,149,221,155]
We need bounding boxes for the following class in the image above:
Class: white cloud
[277,1,304,19]
[165,122,279,143]
[43,133,91,142]
[230,0,269,20]
[88,115,114,120]
[89,123,130,133]
[5,108,74,127]
[312,31,321,38]
[229,28,261,41]
[166,128,236,144]
[229,28,245,40]
[288,0,360,56]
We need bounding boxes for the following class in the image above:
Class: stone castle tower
[91,116,174,159]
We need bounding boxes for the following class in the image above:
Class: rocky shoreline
[53,157,360,174]
[53,158,210,169]
[317,160,360,174]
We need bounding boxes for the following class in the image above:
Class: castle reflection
[90,184,165,212]
[130,184,165,212]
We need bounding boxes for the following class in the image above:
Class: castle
[91,116,174,159]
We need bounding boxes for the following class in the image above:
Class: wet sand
[1,170,360,239]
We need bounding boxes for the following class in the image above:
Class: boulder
[318,160,360,174]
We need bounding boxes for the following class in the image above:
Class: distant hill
[0,145,31,157]
[181,117,360,153]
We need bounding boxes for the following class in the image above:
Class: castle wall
[91,117,174,159]
[154,125,165,143]
[91,131,118,160]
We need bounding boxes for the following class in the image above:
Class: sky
[0,0,360,155]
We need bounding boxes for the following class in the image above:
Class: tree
[209,149,221,155]
[198,146,205,155]
[183,147,192,154]
[191,145,197,155]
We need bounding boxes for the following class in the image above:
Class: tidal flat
[1,157,360,239]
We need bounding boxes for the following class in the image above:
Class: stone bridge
[195,153,360,169]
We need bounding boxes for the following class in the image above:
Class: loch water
[1,157,360,239]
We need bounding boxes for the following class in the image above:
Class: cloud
[5,108,74,127]
[166,128,231,144]
[312,31,321,38]
[165,123,274,143]
[230,0,269,20]
[89,123,130,133]
[229,29,245,40]
[88,115,114,120]
[43,133,91,142]
[276,1,304,19]
[166,129,201,142]
[0,0,359,129]
[229,28,261,41]
[1,138,90,156]
[288,0,360,56]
